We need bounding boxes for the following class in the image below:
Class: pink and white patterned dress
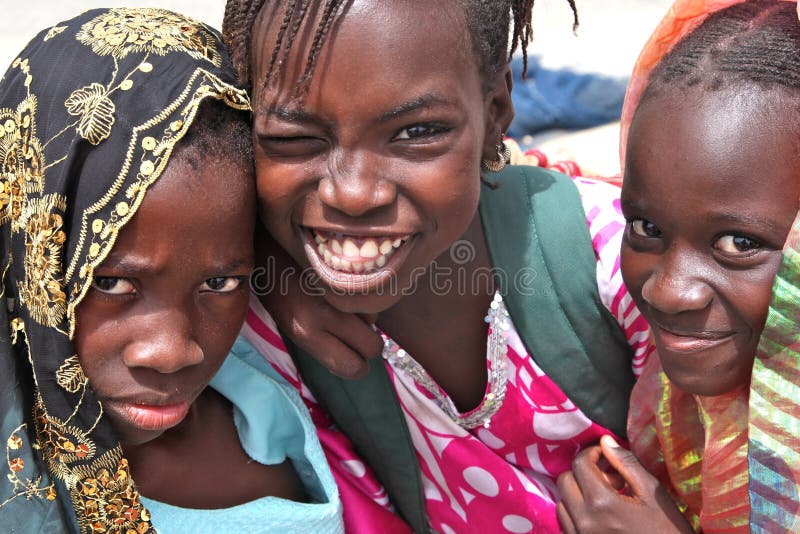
[242,176,652,534]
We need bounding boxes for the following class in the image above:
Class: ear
[482,66,514,161]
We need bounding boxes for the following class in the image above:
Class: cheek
[73,307,123,386]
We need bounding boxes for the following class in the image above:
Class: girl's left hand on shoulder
[556,435,694,534]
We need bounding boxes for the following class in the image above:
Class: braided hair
[643,0,800,102]
[222,0,579,94]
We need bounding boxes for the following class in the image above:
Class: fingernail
[602,435,620,448]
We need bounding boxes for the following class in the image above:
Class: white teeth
[360,240,380,259]
[314,232,410,274]
[343,239,359,257]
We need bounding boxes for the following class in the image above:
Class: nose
[122,309,203,373]
[640,248,713,314]
[318,150,397,216]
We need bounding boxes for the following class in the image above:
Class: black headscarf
[0,8,249,532]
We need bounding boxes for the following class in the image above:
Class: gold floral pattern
[56,356,89,394]
[0,95,45,228]
[34,400,151,534]
[44,26,68,42]
[76,8,221,67]
[17,194,67,327]
[1,424,57,509]
[66,83,116,146]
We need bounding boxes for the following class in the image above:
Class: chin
[321,288,401,315]
[661,361,750,397]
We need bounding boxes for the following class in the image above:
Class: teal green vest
[289,165,635,533]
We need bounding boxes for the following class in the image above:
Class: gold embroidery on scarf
[17,194,68,327]
[44,26,68,42]
[33,399,153,533]
[0,95,45,229]
[62,70,249,338]
[76,8,221,67]
[66,83,116,146]
[0,423,57,510]
[56,356,89,394]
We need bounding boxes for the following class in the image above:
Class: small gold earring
[481,134,511,173]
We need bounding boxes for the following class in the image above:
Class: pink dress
[242,177,651,533]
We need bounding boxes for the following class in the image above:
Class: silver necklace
[382,291,510,429]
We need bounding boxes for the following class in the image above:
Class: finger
[571,445,619,499]
[596,455,625,491]
[599,435,655,498]
[556,502,578,534]
[329,313,383,361]
[556,470,585,512]
[301,332,371,379]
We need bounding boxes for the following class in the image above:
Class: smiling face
[74,150,255,447]
[622,84,800,396]
[250,0,512,314]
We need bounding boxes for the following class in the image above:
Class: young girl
[222,1,653,531]
[0,9,342,533]
[556,1,800,532]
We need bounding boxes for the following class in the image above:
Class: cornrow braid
[643,0,800,102]
[222,0,579,94]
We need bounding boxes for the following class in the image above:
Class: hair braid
[644,1,800,100]
[222,0,580,93]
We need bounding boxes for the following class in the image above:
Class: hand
[556,435,694,534]
[254,228,383,379]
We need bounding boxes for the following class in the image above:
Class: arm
[252,226,383,379]
[556,436,693,534]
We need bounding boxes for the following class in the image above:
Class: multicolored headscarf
[0,9,249,533]
[622,1,800,532]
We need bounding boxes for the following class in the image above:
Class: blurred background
[1,0,673,175]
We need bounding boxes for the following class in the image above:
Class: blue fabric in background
[508,56,629,138]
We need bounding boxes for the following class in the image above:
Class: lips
[651,322,736,353]
[103,398,192,432]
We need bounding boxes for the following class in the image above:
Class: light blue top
[141,337,344,533]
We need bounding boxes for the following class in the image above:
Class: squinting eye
[630,219,662,238]
[393,124,448,141]
[92,277,136,295]
[201,277,244,293]
[714,234,761,254]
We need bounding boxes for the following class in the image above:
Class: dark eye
[393,124,449,141]
[629,219,662,238]
[201,277,244,293]
[714,234,761,254]
[92,277,136,295]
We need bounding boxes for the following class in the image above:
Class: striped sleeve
[574,176,653,377]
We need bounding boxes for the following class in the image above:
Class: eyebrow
[258,93,458,126]
[376,93,458,123]
[97,256,252,277]
[258,106,326,127]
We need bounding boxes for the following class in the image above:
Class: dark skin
[75,151,306,508]
[250,0,513,411]
[557,85,800,531]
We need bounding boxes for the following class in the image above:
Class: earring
[481,134,511,173]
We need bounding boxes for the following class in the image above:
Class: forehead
[252,0,478,104]
[625,84,800,205]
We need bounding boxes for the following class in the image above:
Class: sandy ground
[1,1,673,175]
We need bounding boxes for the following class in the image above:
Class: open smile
[652,323,736,354]
[300,227,415,293]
